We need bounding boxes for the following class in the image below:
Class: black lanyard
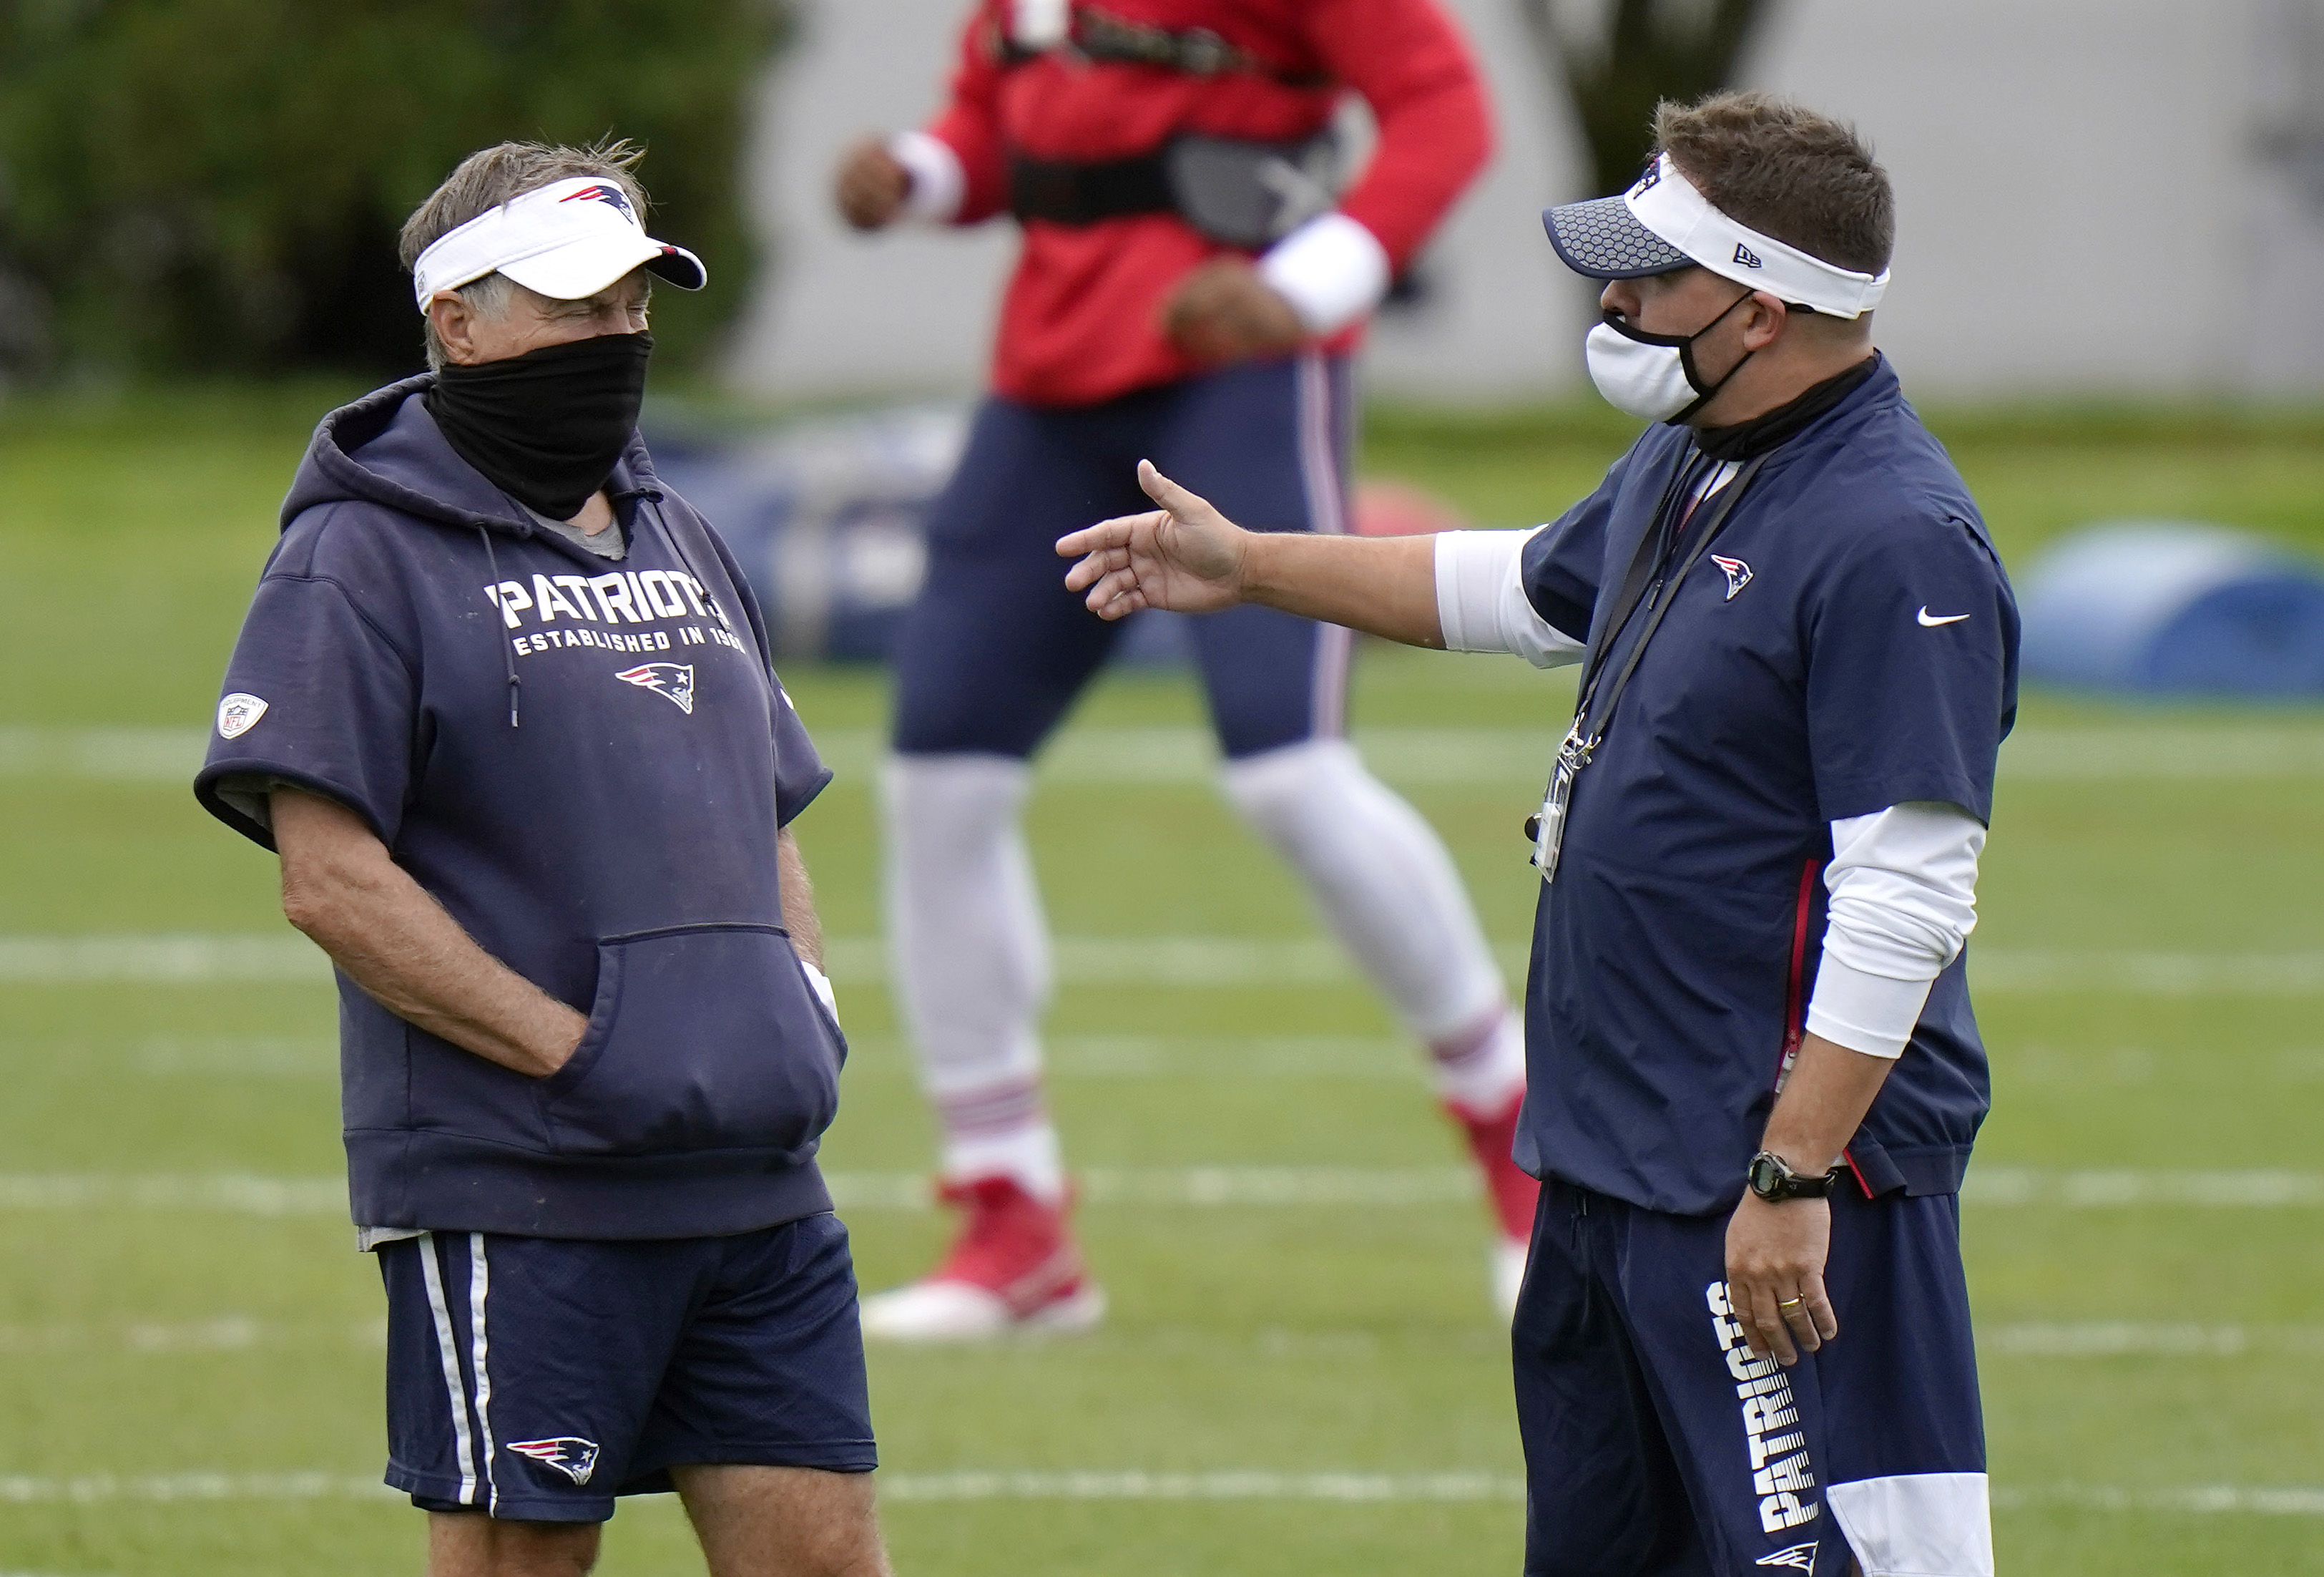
[1528,446,1768,884]
[1570,448,1770,742]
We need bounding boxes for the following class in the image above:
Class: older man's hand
[835,136,912,231]
[1161,257,1308,362]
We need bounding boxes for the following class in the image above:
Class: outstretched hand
[1058,461,1252,620]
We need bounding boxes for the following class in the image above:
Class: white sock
[1220,738,1526,1113]
[1425,1004,1528,1120]
[882,753,1066,1204]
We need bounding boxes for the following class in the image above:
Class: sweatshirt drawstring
[478,527,521,728]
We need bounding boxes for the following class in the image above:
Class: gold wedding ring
[1776,1297,1805,1309]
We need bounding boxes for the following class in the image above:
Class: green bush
[0,0,790,379]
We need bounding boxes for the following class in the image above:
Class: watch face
[1748,1155,1782,1196]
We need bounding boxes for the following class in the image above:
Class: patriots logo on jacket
[1710,555,1753,601]
[1755,1542,1818,1571]
[508,1437,601,1485]
[616,662,695,714]
[559,182,637,221]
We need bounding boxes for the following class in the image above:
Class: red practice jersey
[920,0,1493,406]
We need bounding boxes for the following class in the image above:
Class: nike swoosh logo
[1917,607,1970,627]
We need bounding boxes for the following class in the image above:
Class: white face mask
[1583,293,1755,424]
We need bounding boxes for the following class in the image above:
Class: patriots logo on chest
[616,662,695,714]
[1709,555,1753,601]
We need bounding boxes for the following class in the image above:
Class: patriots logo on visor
[616,662,695,714]
[1710,555,1753,600]
[1755,1543,1818,1571]
[559,182,637,221]
[508,1437,601,1485]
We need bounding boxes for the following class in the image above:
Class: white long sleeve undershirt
[1434,527,1580,668]
[1431,528,1985,1059]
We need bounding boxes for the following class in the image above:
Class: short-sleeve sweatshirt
[195,381,842,1241]
[1513,356,2020,1216]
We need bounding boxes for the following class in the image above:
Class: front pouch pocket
[541,923,843,1158]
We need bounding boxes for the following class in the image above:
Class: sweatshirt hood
[280,374,663,538]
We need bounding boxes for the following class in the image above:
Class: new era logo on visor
[559,182,636,221]
[1734,243,1763,269]
[1631,160,1663,196]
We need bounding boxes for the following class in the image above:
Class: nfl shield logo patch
[217,693,268,740]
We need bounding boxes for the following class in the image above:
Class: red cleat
[1451,1091,1539,1317]
[858,1176,1106,1342]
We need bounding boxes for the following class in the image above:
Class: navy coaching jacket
[1514,356,2019,1217]
[195,380,843,1241]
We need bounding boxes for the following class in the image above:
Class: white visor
[411,175,707,313]
[1544,154,1888,320]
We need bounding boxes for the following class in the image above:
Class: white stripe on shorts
[1294,352,1353,739]
[467,1234,499,1514]
[416,1232,478,1505]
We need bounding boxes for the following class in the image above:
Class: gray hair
[399,139,652,372]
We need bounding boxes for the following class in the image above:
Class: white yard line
[16,932,2324,995]
[1983,1323,2324,1357]
[1961,1168,2324,1206]
[7,1316,2314,1362]
[0,1468,2317,1513]
[2,1168,2321,1215]
[0,1318,386,1356]
[1990,1485,2324,1515]
[21,722,2324,788]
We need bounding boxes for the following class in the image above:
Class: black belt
[1008,150,1175,228]
[1008,128,1342,247]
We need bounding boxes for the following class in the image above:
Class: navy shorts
[379,1213,876,1523]
[1514,1179,1991,1577]
[892,352,1355,761]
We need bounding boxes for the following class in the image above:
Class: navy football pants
[893,353,1355,760]
[1515,1179,1989,1576]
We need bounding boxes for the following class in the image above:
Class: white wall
[730,0,1014,398]
[730,0,2324,402]
[1742,0,2259,397]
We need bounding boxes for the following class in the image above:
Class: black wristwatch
[1747,1150,1840,1202]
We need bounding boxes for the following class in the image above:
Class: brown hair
[398,139,652,369]
[1652,92,1893,277]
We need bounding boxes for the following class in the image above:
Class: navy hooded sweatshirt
[195,377,841,1241]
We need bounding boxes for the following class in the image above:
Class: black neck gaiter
[1693,354,1876,461]
[427,331,654,521]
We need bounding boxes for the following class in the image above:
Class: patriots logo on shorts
[1710,555,1753,601]
[616,662,695,715]
[508,1437,602,1485]
[559,182,637,222]
[1755,1541,1818,1571]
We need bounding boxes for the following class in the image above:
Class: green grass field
[3,386,2323,1574]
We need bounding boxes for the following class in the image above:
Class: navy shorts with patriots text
[1514,1178,1991,1576]
[892,352,1355,761]
[379,1212,875,1523]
